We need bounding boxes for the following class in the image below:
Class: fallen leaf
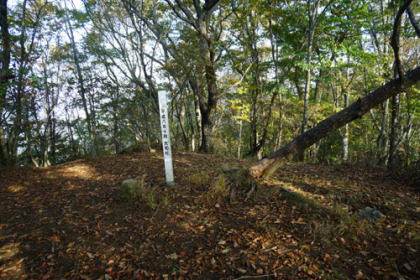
[236,268,247,274]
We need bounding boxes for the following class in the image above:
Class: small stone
[386,228,398,233]
[357,207,385,222]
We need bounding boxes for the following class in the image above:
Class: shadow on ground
[0,151,419,279]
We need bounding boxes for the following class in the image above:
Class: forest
[0,0,420,279]
[0,0,418,171]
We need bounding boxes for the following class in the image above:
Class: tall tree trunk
[0,0,11,166]
[341,97,350,163]
[189,77,203,150]
[388,93,400,168]
[50,111,56,165]
[65,105,78,159]
[249,66,420,179]
[199,35,218,153]
[112,89,120,154]
[269,12,283,151]
[299,0,320,161]
[341,65,351,163]
[64,0,96,157]
[376,100,389,165]
[388,12,406,169]
[9,0,29,165]
[43,59,52,167]
[164,0,222,153]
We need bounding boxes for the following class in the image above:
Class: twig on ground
[233,274,275,280]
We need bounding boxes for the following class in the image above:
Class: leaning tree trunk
[249,66,420,179]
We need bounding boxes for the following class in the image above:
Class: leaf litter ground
[0,150,419,279]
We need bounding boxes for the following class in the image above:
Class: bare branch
[406,6,420,38]
[165,0,197,29]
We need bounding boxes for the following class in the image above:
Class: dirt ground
[1,150,419,279]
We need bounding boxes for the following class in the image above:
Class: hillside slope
[1,151,419,279]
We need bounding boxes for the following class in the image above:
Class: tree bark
[388,10,406,169]
[0,0,11,166]
[341,93,350,162]
[249,66,420,179]
[197,21,219,153]
[269,13,283,151]
[388,93,400,168]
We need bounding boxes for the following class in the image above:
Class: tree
[63,0,97,157]
[163,0,223,152]
[0,0,49,166]
[250,66,420,179]
[249,0,419,179]
[0,0,11,166]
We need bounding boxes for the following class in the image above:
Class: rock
[385,228,398,233]
[357,207,385,221]
[120,142,160,155]
[121,179,141,201]
[122,179,138,188]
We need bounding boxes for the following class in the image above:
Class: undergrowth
[121,175,169,210]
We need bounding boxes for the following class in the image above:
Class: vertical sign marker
[158,91,174,185]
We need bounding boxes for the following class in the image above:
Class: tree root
[228,178,259,203]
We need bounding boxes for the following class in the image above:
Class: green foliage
[317,131,343,165]
[199,172,231,204]
[121,177,159,210]
[1,0,418,171]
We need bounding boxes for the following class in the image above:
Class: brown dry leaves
[0,152,419,279]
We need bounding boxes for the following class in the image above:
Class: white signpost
[158,91,174,186]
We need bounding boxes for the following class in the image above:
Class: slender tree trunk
[50,111,56,164]
[299,0,320,161]
[190,78,203,150]
[269,13,283,151]
[377,100,389,165]
[249,88,259,156]
[112,94,120,154]
[341,97,350,162]
[314,69,323,102]
[185,97,196,152]
[237,119,243,159]
[65,105,78,159]
[388,13,406,169]
[341,66,350,163]
[64,0,96,157]
[388,94,400,168]
[43,61,52,167]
